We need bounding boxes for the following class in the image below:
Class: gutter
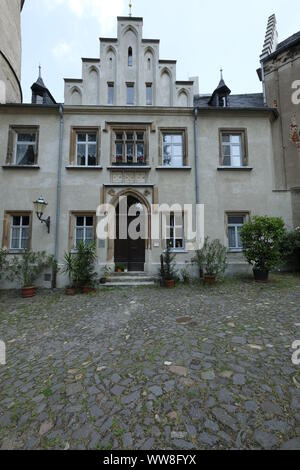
[55,104,64,264]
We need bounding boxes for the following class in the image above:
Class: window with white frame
[166,212,184,251]
[75,216,94,248]
[163,134,184,167]
[221,133,244,167]
[227,215,245,250]
[15,131,37,165]
[126,84,135,105]
[146,83,152,105]
[10,215,30,250]
[108,83,114,105]
[76,132,97,166]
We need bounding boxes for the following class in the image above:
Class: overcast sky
[21,0,300,103]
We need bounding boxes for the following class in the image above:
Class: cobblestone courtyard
[0,275,300,450]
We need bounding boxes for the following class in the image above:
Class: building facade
[259,15,300,226]
[0,0,24,104]
[0,14,296,287]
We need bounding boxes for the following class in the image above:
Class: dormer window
[128,47,133,67]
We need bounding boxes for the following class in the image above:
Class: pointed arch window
[128,47,133,67]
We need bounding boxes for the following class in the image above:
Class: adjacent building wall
[0,0,23,103]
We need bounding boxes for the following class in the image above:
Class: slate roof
[262,30,300,62]
[194,93,265,109]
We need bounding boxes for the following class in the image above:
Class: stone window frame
[219,128,249,167]
[224,211,250,252]
[110,124,149,166]
[2,211,33,252]
[68,211,97,252]
[158,128,188,167]
[69,127,101,167]
[6,125,40,167]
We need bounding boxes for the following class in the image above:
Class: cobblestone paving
[1,275,300,450]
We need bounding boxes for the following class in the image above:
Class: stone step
[107,275,155,282]
[102,281,155,288]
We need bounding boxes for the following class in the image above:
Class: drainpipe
[194,107,201,247]
[260,59,267,107]
[55,104,64,264]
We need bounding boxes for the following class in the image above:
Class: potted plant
[280,227,300,272]
[73,241,97,293]
[161,245,177,288]
[7,250,52,298]
[62,252,77,295]
[240,216,286,282]
[193,238,227,285]
[115,263,126,273]
[100,265,112,285]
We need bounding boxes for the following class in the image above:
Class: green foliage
[280,226,300,270]
[193,238,227,277]
[240,216,286,271]
[6,250,52,287]
[72,241,97,288]
[61,252,76,288]
[161,245,177,281]
[115,263,126,272]
[0,249,8,280]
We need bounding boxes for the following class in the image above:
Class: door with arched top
[114,196,146,272]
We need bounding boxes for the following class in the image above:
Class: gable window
[69,127,100,167]
[113,130,146,165]
[6,126,39,166]
[126,83,135,105]
[166,212,184,251]
[146,83,153,105]
[162,133,184,167]
[108,83,114,105]
[227,214,247,250]
[75,215,95,248]
[128,47,133,67]
[220,130,248,167]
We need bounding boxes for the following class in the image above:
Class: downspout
[194,107,201,247]
[55,104,64,265]
[260,59,267,107]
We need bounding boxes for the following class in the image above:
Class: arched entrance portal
[114,195,147,272]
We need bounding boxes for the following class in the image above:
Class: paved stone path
[0,275,300,450]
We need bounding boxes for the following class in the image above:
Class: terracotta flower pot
[204,274,216,286]
[22,286,36,298]
[66,287,76,296]
[253,269,269,282]
[82,286,96,294]
[165,279,175,289]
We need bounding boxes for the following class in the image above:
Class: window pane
[88,144,97,166]
[16,144,35,165]
[228,227,236,248]
[77,144,86,166]
[76,228,84,244]
[175,239,183,249]
[137,143,144,157]
[173,145,183,157]
[163,135,172,144]
[228,216,244,225]
[146,85,152,105]
[126,143,134,157]
[126,133,134,141]
[88,133,96,142]
[172,156,183,167]
[127,85,134,105]
[115,133,123,140]
[108,84,114,105]
[136,133,144,141]
[222,155,231,166]
[11,227,20,249]
[76,217,85,227]
[22,216,30,226]
[237,226,243,248]
[13,216,21,226]
[231,135,241,144]
[222,134,230,143]
[77,133,86,142]
[231,145,241,157]
[172,135,183,144]
[17,133,36,142]
[86,217,94,227]
[85,227,94,243]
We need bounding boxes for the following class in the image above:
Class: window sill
[156,166,192,171]
[228,249,243,253]
[66,166,103,170]
[108,166,151,171]
[217,166,253,172]
[2,165,40,170]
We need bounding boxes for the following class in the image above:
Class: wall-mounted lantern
[33,196,50,234]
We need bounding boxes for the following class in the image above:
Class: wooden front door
[115,196,146,272]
